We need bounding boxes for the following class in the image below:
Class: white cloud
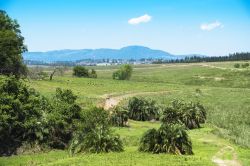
[128,14,152,25]
[200,21,224,31]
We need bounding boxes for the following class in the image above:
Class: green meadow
[1,62,250,165]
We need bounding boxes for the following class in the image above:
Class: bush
[73,66,89,77]
[0,77,49,156]
[234,63,240,68]
[109,106,129,127]
[139,124,193,155]
[241,63,249,68]
[73,66,97,78]
[46,88,82,149]
[69,107,123,154]
[128,97,159,121]
[113,65,133,80]
[161,100,206,129]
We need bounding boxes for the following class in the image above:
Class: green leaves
[128,97,159,121]
[161,100,206,129]
[113,64,133,80]
[139,124,193,155]
[69,107,123,155]
[0,10,27,77]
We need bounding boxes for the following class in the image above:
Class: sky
[1,0,250,56]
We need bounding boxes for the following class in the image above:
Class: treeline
[153,52,250,64]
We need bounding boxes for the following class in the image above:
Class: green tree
[113,64,133,80]
[0,76,49,156]
[46,88,82,149]
[73,66,89,77]
[0,10,27,77]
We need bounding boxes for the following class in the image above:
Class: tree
[0,10,27,77]
[73,66,97,78]
[46,88,82,149]
[128,97,159,121]
[139,124,193,155]
[69,107,123,154]
[113,65,133,80]
[0,76,49,156]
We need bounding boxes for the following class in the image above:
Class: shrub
[241,63,249,68]
[128,97,159,121]
[69,107,123,154]
[161,100,206,129]
[73,66,89,77]
[73,66,97,78]
[46,88,82,149]
[234,63,240,68]
[89,69,97,78]
[109,106,129,127]
[0,77,49,156]
[113,64,133,80]
[139,124,193,155]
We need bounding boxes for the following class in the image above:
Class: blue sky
[1,0,250,56]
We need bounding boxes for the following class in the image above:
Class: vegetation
[234,63,240,68]
[0,10,27,78]
[73,66,97,78]
[46,88,82,149]
[128,97,159,121]
[69,107,123,154]
[139,124,193,155]
[0,77,48,156]
[161,100,206,129]
[112,64,133,80]
[109,106,129,127]
[154,52,250,63]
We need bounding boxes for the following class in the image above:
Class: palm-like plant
[128,97,159,121]
[69,107,123,155]
[161,100,206,129]
[139,124,193,155]
[109,106,129,127]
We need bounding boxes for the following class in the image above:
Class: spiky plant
[139,124,193,155]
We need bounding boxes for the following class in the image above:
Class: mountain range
[23,46,204,62]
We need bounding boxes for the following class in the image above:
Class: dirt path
[212,146,241,166]
[101,91,171,110]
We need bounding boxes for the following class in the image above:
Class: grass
[2,121,249,166]
[1,61,250,165]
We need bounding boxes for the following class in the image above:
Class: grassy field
[1,62,250,165]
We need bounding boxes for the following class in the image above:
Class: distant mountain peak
[23,45,204,62]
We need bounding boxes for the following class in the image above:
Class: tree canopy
[0,10,27,77]
[113,64,133,80]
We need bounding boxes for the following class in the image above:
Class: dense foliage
[0,77,48,156]
[46,88,82,149]
[73,66,97,78]
[161,100,206,129]
[153,52,250,64]
[69,107,123,154]
[109,106,129,127]
[139,124,193,155]
[128,97,159,121]
[0,10,27,77]
[113,64,133,80]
